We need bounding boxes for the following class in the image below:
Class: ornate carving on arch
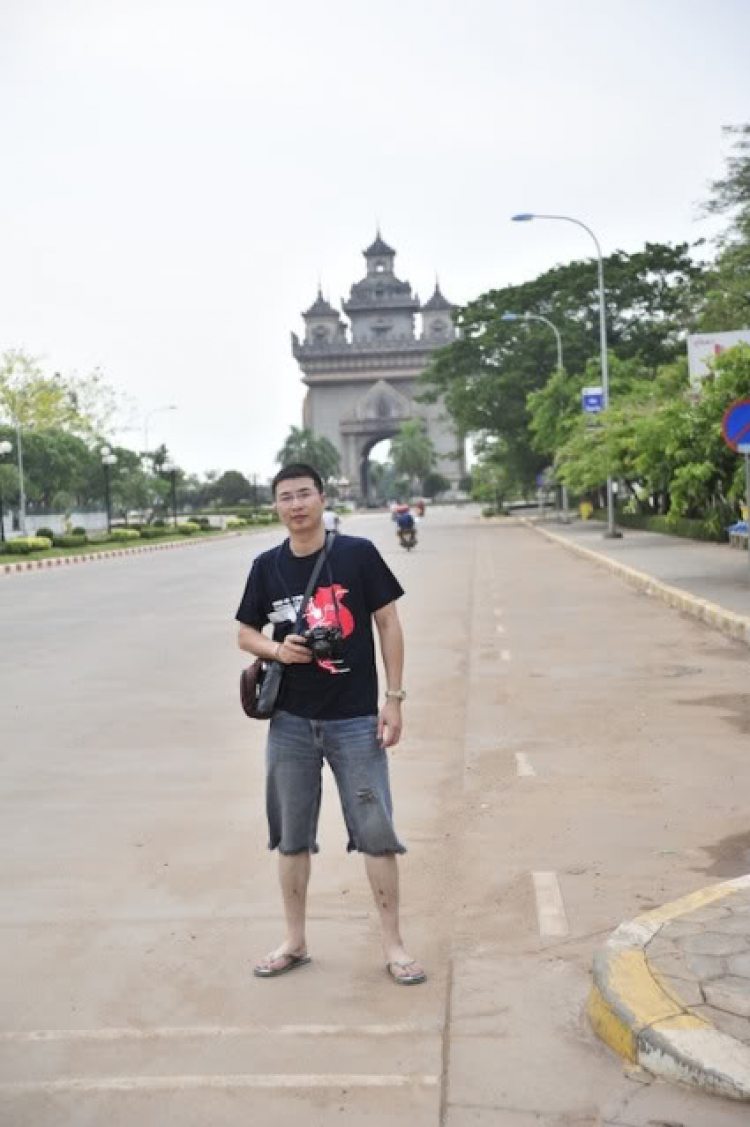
[342,379,413,425]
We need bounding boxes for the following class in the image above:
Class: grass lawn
[0,528,240,566]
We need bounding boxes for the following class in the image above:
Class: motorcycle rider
[394,505,416,547]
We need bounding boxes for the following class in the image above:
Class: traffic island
[0,531,244,576]
[589,876,750,1101]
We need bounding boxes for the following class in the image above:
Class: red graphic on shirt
[303,584,353,674]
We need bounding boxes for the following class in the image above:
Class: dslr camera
[300,624,343,660]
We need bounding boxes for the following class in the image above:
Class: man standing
[236,463,425,985]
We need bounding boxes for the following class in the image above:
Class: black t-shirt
[235,534,404,719]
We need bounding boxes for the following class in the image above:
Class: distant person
[236,463,425,986]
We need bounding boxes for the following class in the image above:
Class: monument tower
[291,232,465,501]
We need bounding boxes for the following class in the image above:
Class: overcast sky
[1,0,747,481]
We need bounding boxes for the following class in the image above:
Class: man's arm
[238,623,312,666]
[373,600,404,749]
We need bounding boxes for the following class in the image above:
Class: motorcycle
[397,525,417,551]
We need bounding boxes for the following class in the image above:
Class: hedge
[108,528,141,542]
[52,534,87,548]
[4,536,53,554]
[592,509,729,543]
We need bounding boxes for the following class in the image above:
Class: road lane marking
[515,753,536,777]
[495,624,506,635]
[532,871,569,937]
[0,1074,440,1094]
[500,649,510,661]
[0,1023,439,1043]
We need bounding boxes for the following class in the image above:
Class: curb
[524,521,750,650]
[589,876,750,1101]
[0,531,245,576]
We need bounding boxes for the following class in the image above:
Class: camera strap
[275,532,337,633]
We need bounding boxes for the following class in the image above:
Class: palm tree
[390,420,435,494]
[275,426,341,484]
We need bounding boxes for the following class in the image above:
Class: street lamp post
[164,460,178,527]
[502,311,569,523]
[0,439,12,543]
[512,212,620,538]
[143,404,177,456]
[100,446,118,532]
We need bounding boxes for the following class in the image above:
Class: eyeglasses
[276,488,318,506]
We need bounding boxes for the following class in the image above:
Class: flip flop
[253,953,311,978]
[386,959,426,985]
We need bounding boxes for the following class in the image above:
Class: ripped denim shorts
[265,711,406,856]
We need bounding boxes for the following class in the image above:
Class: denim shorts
[265,711,406,856]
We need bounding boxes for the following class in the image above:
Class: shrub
[226,517,247,529]
[109,528,141,542]
[152,519,167,528]
[592,509,729,543]
[194,517,212,528]
[5,536,53,555]
[71,526,87,536]
[177,522,200,535]
[139,526,168,539]
[52,535,87,548]
[35,527,55,540]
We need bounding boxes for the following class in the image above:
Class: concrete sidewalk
[525,516,750,1103]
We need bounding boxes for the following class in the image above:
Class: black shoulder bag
[240,533,335,720]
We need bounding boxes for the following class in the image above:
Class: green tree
[699,123,750,330]
[389,420,435,491]
[421,242,707,493]
[275,426,341,483]
[422,471,451,499]
[211,470,252,506]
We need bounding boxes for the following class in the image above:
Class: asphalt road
[1,507,748,1126]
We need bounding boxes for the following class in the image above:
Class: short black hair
[272,463,324,496]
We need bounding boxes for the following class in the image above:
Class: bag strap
[292,531,336,633]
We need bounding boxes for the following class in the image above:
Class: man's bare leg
[364,853,425,982]
[255,851,311,973]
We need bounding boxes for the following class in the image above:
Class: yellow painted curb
[587,984,636,1062]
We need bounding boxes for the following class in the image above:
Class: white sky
[0,0,747,480]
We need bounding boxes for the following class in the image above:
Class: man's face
[274,476,325,533]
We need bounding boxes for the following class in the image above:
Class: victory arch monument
[291,232,465,502]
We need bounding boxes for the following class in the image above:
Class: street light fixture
[501,311,569,522]
[163,459,178,527]
[100,445,118,532]
[511,212,620,538]
[143,404,177,456]
[0,439,12,543]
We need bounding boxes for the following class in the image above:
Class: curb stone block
[589,876,750,1101]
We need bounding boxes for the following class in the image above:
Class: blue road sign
[581,386,603,413]
[722,398,750,452]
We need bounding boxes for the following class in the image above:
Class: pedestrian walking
[236,462,425,985]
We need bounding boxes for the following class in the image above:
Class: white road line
[0,1074,440,1094]
[514,753,536,777]
[500,649,510,661]
[495,624,506,635]
[0,1023,438,1043]
[532,871,569,937]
